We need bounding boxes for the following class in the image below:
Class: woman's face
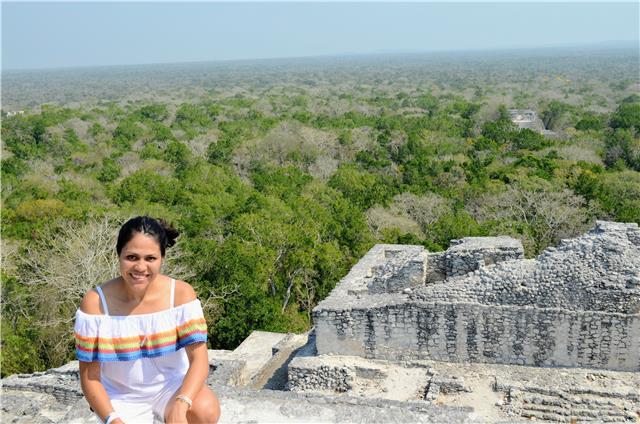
[119,232,163,289]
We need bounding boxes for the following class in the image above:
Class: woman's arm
[78,289,124,424]
[79,361,123,424]
[165,281,209,422]
[166,342,209,422]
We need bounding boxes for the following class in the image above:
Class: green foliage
[140,142,164,160]
[112,170,182,206]
[329,165,394,210]
[604,128,639,171]
[541,100,574,131]
[112,119,142,150]
[312,111,375,130]
[136,104,169,122]
[337,130,353,146]
[96,158,119,183]
[151,123,175,142]
[174,103,212,132]
[415,93,439,114]
[164,140,192,171]
[1,320,45,377]
[515,152,558,180]
[591,171,640,222]
[575,114,605,131]
[89,122,106,137]
[427,210,483,249]
[512,129,550,150]
[207,120,256,164]
[1,157,29,183]
[610,100,640,132]
[251,165,312,201]
[1,274,45,377]
[481,116,517,145]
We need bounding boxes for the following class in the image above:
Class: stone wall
[313,221,640,371]
[288,362,354,393]
[315,302,640,371]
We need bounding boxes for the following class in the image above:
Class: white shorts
[100,379,182,424]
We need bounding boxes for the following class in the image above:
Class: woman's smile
[129,273,150,283]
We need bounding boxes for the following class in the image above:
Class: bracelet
[175,394,193,409]
[105,412,120,424]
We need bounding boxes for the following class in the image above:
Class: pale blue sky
[2,2,639,70]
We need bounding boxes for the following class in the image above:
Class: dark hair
[116,216,179,257]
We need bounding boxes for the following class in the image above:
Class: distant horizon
[3,2,638,71]
[3,39,638,74]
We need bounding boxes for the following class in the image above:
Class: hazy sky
[2,2,639,70]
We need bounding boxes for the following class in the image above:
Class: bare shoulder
[79,289,102,315]
[80,278,118,315]
[174,279,197,306]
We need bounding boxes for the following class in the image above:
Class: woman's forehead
[121,232,161,251]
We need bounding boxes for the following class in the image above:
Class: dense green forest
[2,47,639,376]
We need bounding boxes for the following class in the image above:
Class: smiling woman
[74,216,220,424]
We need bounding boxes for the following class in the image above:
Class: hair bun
[156,218,179,248]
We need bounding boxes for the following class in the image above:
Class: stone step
[520,409,571,422]
[517,393,571,408]
[570,407,633,420]
[249,333,309,390]
[520,403,570,416]
[520,403,634,423]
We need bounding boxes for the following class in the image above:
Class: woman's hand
[111,419,125,424]
[165,400,189,424]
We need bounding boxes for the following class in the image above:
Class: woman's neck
[118,275,161,304]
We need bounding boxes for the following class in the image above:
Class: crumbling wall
[367,247,426,294]
[425,236,524,282]
[442,236,524,278]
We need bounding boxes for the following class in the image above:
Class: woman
[74,216,220,424]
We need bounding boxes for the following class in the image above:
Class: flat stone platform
[288,353,640,423]
[0,360,477,424]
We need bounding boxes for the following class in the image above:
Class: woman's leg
[164,385,220,424]
[187,385,220,424]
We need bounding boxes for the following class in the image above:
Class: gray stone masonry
[367,245,427,293]
[443,236,524,278]
[314,221,640,371]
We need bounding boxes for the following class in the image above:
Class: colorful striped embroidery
[75,317,207,362]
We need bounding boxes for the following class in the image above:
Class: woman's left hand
[165,400,189,424]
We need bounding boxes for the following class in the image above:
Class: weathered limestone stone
[314,221,640,371]
[443,236,524,278]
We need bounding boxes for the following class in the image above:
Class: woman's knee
[188,386,220,423]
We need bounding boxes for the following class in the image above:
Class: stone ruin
[314,221,640,371]
[2,221,639,423]
[508,109,544,131]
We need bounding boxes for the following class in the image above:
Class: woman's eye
[126,255,137,260]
